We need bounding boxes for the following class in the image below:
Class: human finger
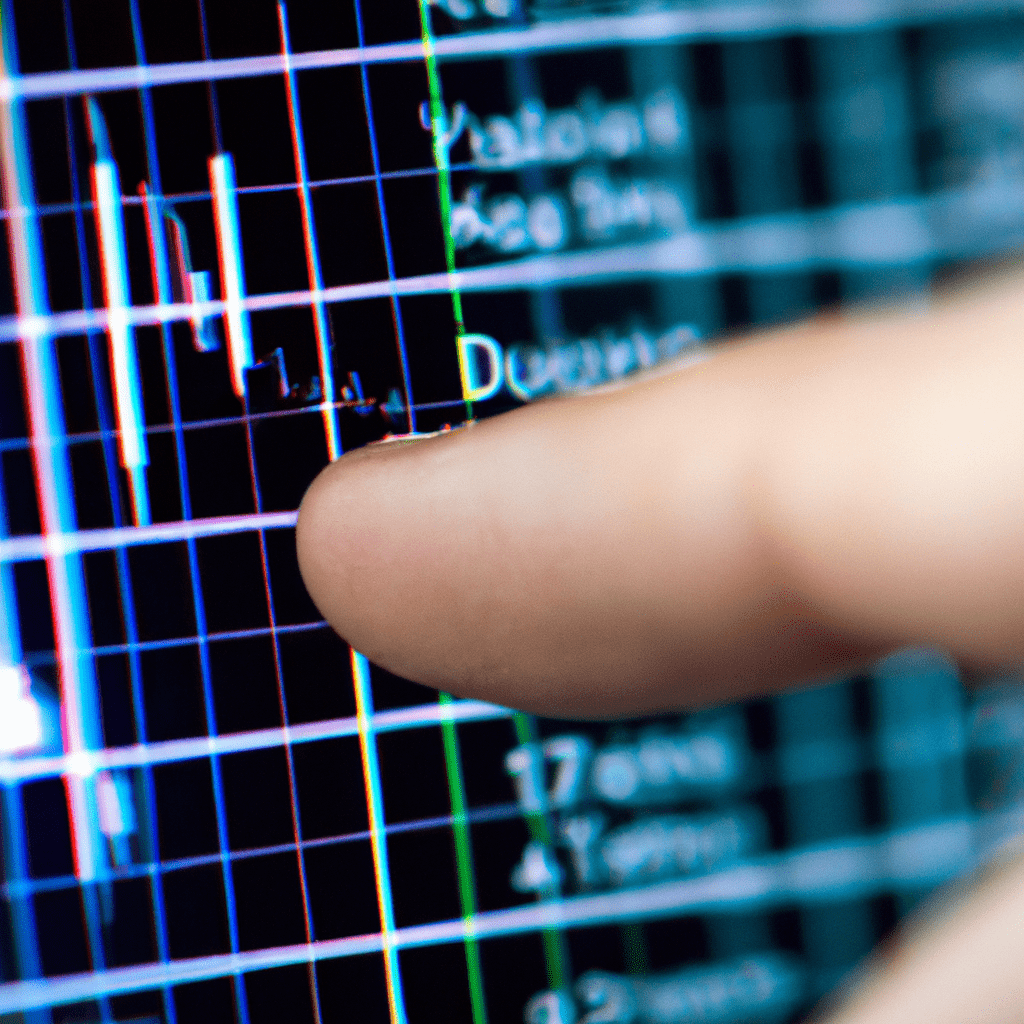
[296,272,1024,718]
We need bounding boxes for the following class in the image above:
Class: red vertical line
[278,2,340,462]
[257,526,326,1024]
[238,368,326,1024]
[0,0,102,885]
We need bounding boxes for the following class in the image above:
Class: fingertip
[296,427,478,683]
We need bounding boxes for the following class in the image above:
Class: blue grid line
[353,0,418,434]
[1,802,524,905]
[0,161,484,223]
[88,619,328,659]
[0,393,471,452]
[131,8,247,1009]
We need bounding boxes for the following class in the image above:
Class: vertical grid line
[118,7,219,1014]
[415,0,473,421]
[277,1,341,462]
[350,649,408,1024]
[254,516,327,1024]
[438,692,489,1024]
[351,0,417,434]
[210,153,254,398]
[88,136,150,526]
[62,6,185,1013]
[238,332,326,1022]
[0,0,103,892]
[0,785,51,1024]
[1,8,117,1020]
[511,713,570,993]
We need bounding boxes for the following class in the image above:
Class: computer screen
[1,1,1023,1022]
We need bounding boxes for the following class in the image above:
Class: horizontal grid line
[3,0,1023,103]
[0,394,470,458]
[89,619,328,657]
[0,179,1021,346]
[0,510,299,563]
[0,809,1012,1015]
[0,801,523,901]
[0,163,476,223]
[0,699,512,783]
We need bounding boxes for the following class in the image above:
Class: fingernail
[370,423,469,448]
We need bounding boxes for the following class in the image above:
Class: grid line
[0,809,1003,1016]
[1,0,1022,103]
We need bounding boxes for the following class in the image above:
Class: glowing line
[0,183,1006,344]
[92,158,150,526]
[0,509,299,563]
[350,650,408,1024]
[0,470,21,667]
[0,813,991,1015]
[3,0,1024,101]
[210,153,253,397]
[439,694,488,1024]
[0,701,980,791]
[417,0,471,419]
[512,714,571,992]
[352,0,417,433]
[278,2,340,461]
[0,7,101,885]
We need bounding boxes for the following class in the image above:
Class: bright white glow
[92,160,147,473]
[210,153,253,397]
[0,665,43,756]
[97,771,136,838]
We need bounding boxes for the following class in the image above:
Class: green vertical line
[417,0,473,421]
[439,693,489,1024]
[513,712,571,993]
[420,0,567,996]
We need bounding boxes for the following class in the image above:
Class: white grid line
[0,180,1021,348]
[2,0,1024,102]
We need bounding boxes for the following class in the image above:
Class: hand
[296,268,1024,1023]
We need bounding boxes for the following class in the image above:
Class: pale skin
[297,268,1024,1022]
